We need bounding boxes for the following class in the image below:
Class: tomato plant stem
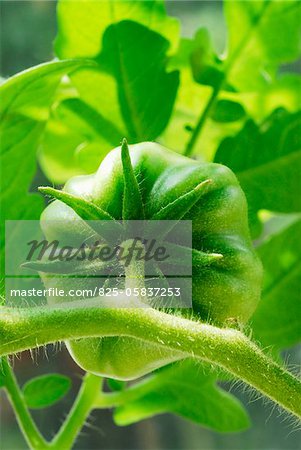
[0,302,300,419]
[184,0,271,158]
[1,357,49,450]
[184,86,220,157]
[49,373,102,450]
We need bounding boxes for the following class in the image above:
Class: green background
[0,1,300,449]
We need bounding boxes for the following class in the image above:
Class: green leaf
[23,374,71,409]
[211,99,245,123]
[240,75,301,122]
[54,2,180,154]
[60,98,123,145]
[55,0,180,58]
[225,0,301,91]
[39,97,119,183]
[94,20,179,142]
[0,60,85,116]
[162,37,301,159]
[55,20,179,158]
[113,360,250,433]
[0,60,86,282]
[190,28,224,89]
[107,378,126,392]
[38,104,87,184]
[160,38,243,159]
[159,38,209,153]
[251,217,301,349]
[214,109,301,222]
[36,78,87,183]
[32,0,179,183]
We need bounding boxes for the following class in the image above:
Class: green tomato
[38,141,262,380]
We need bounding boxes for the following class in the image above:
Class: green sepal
[147,180,212,240]
[39,187,114,221]
[121,139,145,220]
[21,257,115,275]
[39,187,124,242]
[151,179,212,221]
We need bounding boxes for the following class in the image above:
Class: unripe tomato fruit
[38,142,262,380]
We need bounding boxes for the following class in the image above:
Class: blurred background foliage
[0,1,301,449]
[0,1,227,77]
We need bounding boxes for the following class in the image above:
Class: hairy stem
[184,1,271,157]
[1,357,49,450]
[0,301,300,419]
[184,85,221,157]
[93,378,159,409]
[49,373,102,450]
